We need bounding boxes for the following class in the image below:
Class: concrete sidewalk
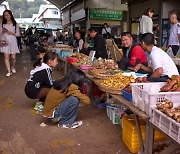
[0,46,129,154]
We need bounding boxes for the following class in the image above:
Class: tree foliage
[6,0,49,18]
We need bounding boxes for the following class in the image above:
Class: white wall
[163,0,180,18]
[43,8,60,19]
[88,0,127,11]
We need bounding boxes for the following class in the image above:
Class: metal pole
[158,0,163,47]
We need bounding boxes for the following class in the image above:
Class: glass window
[52,10,58,15]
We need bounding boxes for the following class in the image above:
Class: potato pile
[160,75,180,92]
[99,73,135,90]
[156,99,180,123]
[123,85,132,93]
[88,59,120,78]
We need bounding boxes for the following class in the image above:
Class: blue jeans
[53,96,79,126]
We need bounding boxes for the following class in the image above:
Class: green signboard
[90,9,122,21]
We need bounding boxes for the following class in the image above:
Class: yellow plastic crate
[122,115,166,153]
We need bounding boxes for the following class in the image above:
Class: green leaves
[6,0,49,18]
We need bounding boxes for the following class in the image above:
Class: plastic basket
[59,51,73,58]
[106,105,125,124]
[151,108,180,144]
[122,115,166,153]
[130,82,180,116]
[122,89,132,102]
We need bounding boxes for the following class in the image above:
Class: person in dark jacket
[25,51,58,102]
[74,30,84,51]
[83,27,108,59]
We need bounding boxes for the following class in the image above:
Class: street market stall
[42,41,180,154]
[69,57,180,154]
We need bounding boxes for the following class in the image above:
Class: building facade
[61,0,128,37]
[122,0,180,46]
[37,5,62,30]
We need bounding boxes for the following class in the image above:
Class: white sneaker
[11,69,16,73]
[6,72,12,77]
[58,121,83,129]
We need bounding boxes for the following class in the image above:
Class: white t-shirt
[150,46,179,78]
[168,23,180,46]
[102,27,111,35]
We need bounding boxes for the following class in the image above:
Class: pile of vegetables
[160,75,180,92]
[156,99,180,123]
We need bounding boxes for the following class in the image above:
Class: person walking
[16,27,22,50]
[0,10,20,77]
[102,23,111,39]
[138,8,154,38]
[138,8,154,62]
[168,10,180,56]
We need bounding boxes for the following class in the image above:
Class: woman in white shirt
[0,10,20,77]
[102,23,111,39]
[139,8,154,38]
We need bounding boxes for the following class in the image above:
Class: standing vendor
[83,27,108,59]
[134,33,179,82]
[74,30,84,51]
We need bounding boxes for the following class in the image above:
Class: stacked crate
[122,115,166,153]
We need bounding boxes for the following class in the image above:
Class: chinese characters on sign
[90,9,122,20]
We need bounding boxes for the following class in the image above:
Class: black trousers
[171,45,179,56]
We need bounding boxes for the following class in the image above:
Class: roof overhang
[0,0,74,9]
[121,0,147,5]
[47,0,73,9]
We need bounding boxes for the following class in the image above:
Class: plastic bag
[166,47,174,57]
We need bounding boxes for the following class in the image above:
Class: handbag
[0,33,8,47]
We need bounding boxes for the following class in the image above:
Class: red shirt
[129,45,147,66]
